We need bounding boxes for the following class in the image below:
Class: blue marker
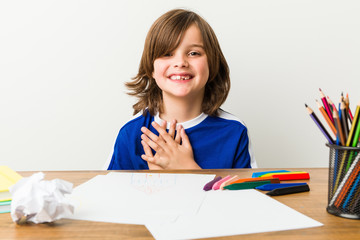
[256,183,307,191]
[252,170,290,178]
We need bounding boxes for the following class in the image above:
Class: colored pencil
[333,109,346,146]
[343,101,360,171]
[333,102,359,191]
[316,99,337,136]
[347,101,360,147]
[305,104,334,144]
[346,93,354,121]
[334,158,360,208]
[342,173,360,209]
[342,103,360,172]
[340,101,349,141]
[327,96,337,113]
[350,184,360,213]
[351,116,360,148]
[330,154,360,207]
[319,88,334,124]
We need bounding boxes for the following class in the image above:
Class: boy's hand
[142,121,167,170]
[140,120,201,169]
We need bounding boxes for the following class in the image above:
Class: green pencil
[223,180,271,190]
[345,101,360,171]
[351,111,360,148]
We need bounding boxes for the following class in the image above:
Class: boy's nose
[173,55,189,68]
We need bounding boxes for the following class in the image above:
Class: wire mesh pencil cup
[326,143,360,219]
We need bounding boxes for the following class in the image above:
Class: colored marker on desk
[224,180,271,190]
[252,170,290,178]
[266,184,310,196]
[260,171,306,178]
[256,183,307,191]
[229,176,279,185]
[203,176,222,191]
[271,173,310,181]
[212,175,232,190]
[220,175,239,190]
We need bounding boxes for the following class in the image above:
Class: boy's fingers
[180,128,192,149]
[141,134,163,152]
[158,121,167,141]
[141,126,160,142]
[175,125,182,144]
[141,140,153,157]
[168,119,177,138]
[141,154,156,164]
[161,120,167,129]
[151,122,174,144]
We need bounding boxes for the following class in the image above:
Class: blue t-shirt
[107,109,256,170]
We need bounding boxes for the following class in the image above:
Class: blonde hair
[126,9,230,116]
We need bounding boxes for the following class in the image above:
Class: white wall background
[1,0,359,171]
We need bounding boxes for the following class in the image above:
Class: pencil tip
[319,88,322,91]
[305,103,308,107]
[341,92,343,96]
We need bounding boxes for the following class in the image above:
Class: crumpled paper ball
[9,172,74,224]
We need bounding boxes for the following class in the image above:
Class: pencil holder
[326,143,360,219]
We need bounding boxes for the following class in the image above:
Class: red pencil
[319,88,334,124]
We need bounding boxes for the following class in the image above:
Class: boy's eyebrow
[189,44,204,48]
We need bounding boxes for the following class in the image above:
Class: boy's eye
[189,51,201,56]
[163,53,172,57]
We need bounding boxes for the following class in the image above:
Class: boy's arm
[232,128,253,168]
[107,130,135,170]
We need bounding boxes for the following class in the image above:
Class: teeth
[170,75,191,80]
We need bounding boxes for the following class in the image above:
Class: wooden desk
[0,168,359,240]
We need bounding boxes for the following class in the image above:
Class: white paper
[9,172,74,223]
[146,190,323,240]
[67,173,215,225]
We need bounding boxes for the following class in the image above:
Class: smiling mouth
[169,75,193,80]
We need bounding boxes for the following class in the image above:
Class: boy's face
[152,24,209,104]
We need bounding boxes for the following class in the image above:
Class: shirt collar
[154,112,208,129]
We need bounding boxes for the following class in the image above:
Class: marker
[220,175,239,190]
[229,176,278,185]
[271,173,310,181]
[256,183,308,191]
[212,175,231,190]
[259,171,307,178]
[203,176,222,191]
[266,184,310,196]
[224,180,272,190]
[252,170,289,178]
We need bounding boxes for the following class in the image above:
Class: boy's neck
[160,96,203,123]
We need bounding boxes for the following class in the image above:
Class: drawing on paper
[130,173,177,194]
